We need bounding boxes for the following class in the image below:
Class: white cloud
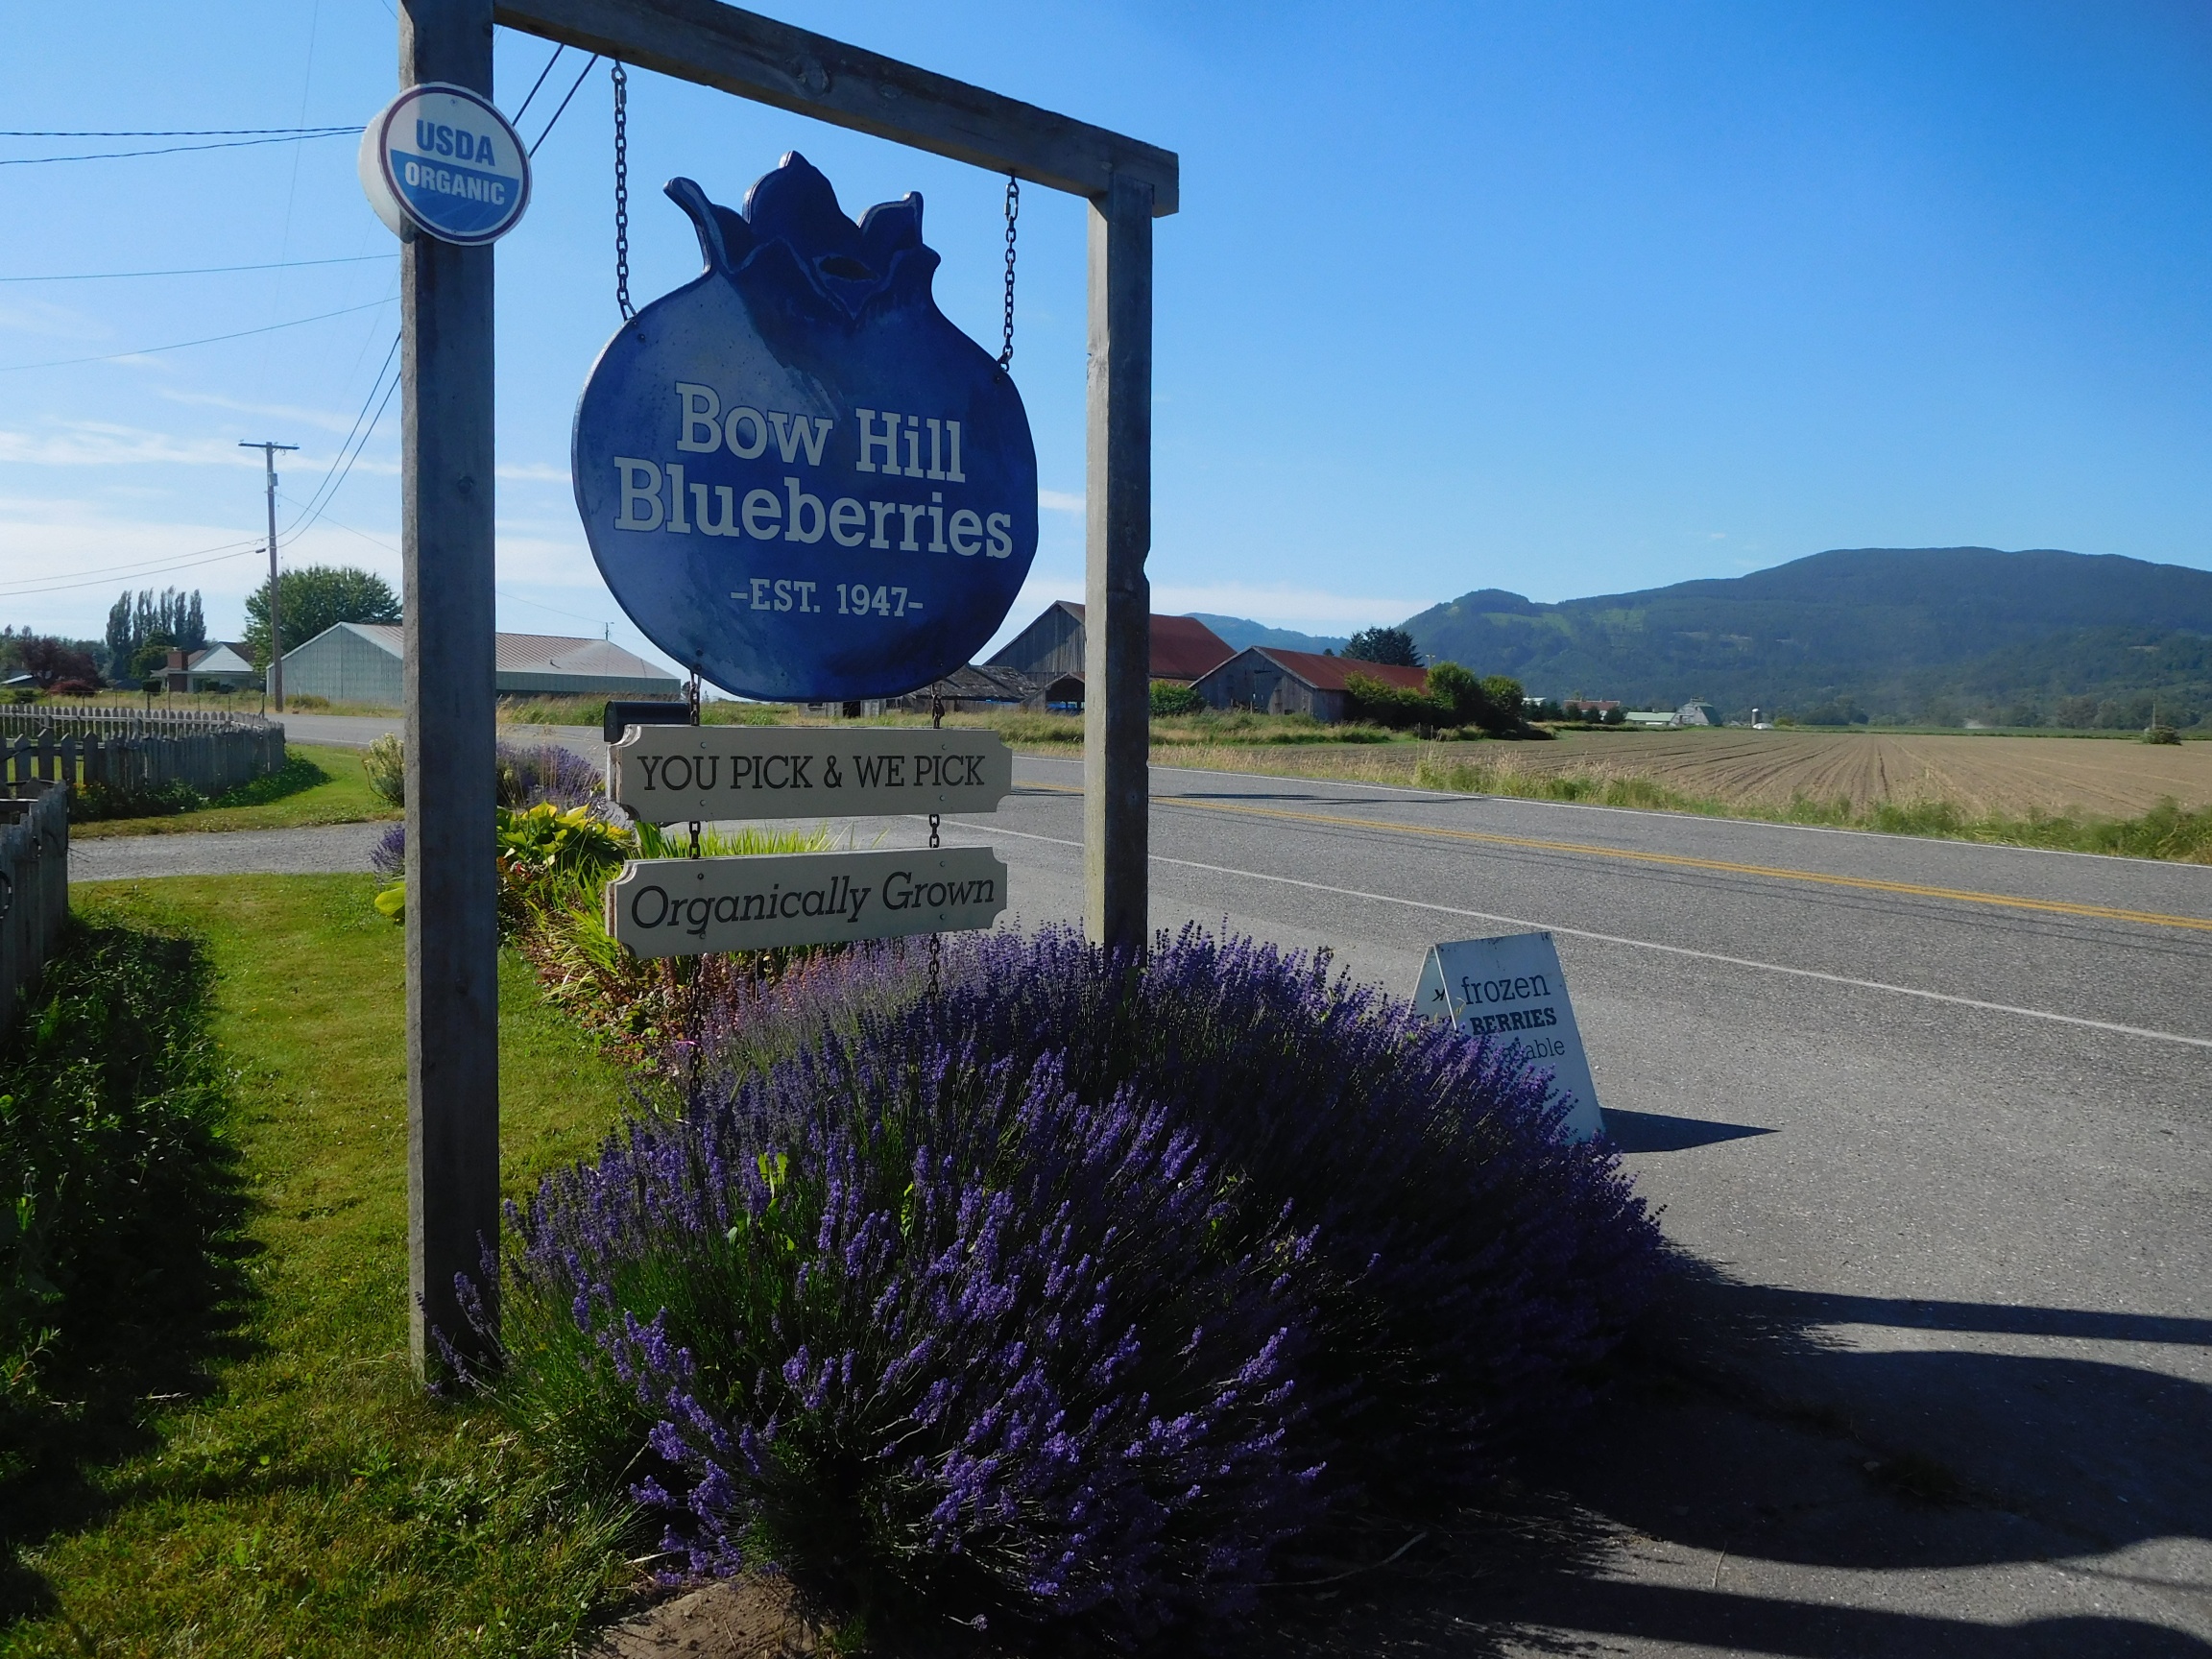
[496,462,571,483]
[0,422,265,469]
[0,297,110,343]
[0,419,397,477]
[1038,489,1084,514]
[156,387,375,435]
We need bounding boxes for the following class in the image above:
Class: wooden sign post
[397,0,1175,1378]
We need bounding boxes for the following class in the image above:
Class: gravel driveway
[70,822,392,881]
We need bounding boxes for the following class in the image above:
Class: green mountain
[1401,547,2212,728]
[1186,614,1351,656]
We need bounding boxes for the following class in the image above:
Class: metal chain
[613,63,633,321]
[997,175,1019,370]
[685,668,701,857]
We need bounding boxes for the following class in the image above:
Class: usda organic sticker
[358,83,529,246]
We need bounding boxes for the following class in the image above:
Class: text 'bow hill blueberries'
[573,154,1040,702]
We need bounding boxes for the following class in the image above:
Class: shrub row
[1,921,238,1479]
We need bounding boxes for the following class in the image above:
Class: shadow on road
[1247,1253,2211,1656]
[1601,1109,1776,1152]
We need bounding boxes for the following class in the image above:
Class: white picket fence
[0,782,69,1037]
[0,712,286,799]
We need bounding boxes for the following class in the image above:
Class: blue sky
[4,0,2208,675]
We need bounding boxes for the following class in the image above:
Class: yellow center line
[1017,781,2212,934]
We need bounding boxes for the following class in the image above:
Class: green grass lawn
[2,876,645,1656]
[71,745,399,840]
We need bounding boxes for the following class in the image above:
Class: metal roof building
[278,622,680,706]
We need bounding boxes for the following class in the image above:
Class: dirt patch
[589,1575,825,1657]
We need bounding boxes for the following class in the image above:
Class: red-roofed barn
[986,601,1234,702]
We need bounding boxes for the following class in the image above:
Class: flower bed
[477,926,1662,1641]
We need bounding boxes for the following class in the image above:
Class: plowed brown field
[1159,731,2212,821]
[1521,730,2212,817]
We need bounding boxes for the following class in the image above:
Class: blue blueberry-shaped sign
[572,154,1040,702]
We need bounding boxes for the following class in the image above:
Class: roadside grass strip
[69,745,401,840]
[2,876,640,1655]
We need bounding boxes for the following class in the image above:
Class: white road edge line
[953,819,2212,1052]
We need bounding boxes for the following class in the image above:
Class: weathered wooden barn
[1192,647,1430,723]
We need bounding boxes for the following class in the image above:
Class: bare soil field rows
[1507,729,2212,816]
[1164,730,2212,820]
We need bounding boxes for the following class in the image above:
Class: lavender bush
[485,926,1663,1639]
[495,741,604,809]
[369,743,606,875]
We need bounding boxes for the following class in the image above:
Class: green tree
[1342,626,1420,667]
[130,629,176,686]
[244,566,400,665]
[1149,681,1205,716]
[1477,675,1526,733]
[1424,661,1484,726]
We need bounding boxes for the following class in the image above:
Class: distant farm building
[278,622,679,707]
[164,642,260,693]
[1675,701,1722,727]
[1193,648,1429,724]
[987,602,1233,705]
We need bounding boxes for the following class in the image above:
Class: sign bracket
[398,0,1174,1380]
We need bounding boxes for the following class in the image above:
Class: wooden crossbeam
[493,0,1180,213]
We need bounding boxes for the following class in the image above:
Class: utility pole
[240,441,298,710]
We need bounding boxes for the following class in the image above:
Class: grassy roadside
[1154,742,2212,863]
[2,876,642,1655]
[71,745,398,840]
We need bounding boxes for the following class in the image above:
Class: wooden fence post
[1083,173,1155,957]
[401,0,503,1382]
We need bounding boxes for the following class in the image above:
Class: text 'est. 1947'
[607,723,1012,825]
[604,846,1010,957]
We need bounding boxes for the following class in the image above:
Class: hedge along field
[2,876,643,1657]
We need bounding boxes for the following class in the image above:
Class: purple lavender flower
[483,923,1665,1639]
[369,822,405,876]
[495,740,606,809]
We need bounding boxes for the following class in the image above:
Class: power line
[282,333,400,534]
[280,341,403,544]
[0,127,362,136]
[0,253,395,284]
[0,297,395,373]
[531,54,602,156]
[0,542,266,598]
[0,130,361,166]
[497,589,626,630]
[276,495,396,554]
[0,537,266,594]
[512,43,567,126]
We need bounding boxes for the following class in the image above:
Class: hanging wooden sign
[605,845,1009,957]
[572,154,1039,703]
[608,723,1012,823]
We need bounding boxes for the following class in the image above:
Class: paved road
[952,757,2212,1652]
[81,733,2212,1651]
